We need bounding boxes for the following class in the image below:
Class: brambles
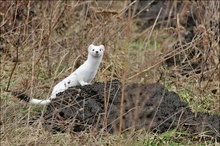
[1,1,219,145]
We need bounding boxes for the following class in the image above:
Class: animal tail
[12,91,51,105]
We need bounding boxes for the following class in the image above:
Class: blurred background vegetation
[1,1,219,145]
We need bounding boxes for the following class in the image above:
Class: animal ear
[99,45,105,51]
[88,44,94,51]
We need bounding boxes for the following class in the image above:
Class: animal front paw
[81,82,90,86]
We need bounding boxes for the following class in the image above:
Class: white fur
[29,44,104,105]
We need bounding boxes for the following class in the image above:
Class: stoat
[14,44,104,105]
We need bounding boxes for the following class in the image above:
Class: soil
[23,80,219,141]
[132,1,219,81]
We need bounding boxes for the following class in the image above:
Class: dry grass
[1,1,219,145]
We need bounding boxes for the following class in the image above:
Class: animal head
[88,44,105,57]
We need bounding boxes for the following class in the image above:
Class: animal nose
[96,51,98,53]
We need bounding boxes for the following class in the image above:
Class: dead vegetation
[1,1,219,145]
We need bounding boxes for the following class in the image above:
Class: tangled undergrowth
[12,80,220,142]
[1,1,219,145]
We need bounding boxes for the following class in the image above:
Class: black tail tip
[12,91,30,102]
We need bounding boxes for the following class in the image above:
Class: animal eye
[100,49,101,51]
[92,49,94,51]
